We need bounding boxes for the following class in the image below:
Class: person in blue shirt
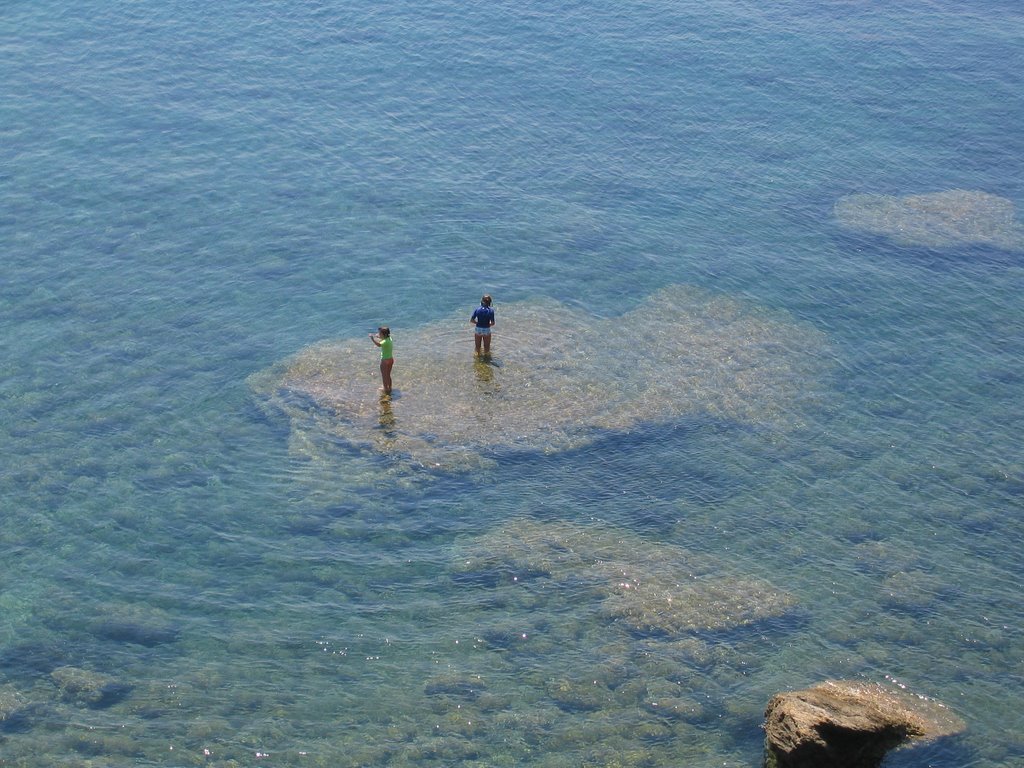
[471,295,495,355]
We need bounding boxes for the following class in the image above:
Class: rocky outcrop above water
[250,285,828,470]
[763,680,964,768]
[834,189,1024,250]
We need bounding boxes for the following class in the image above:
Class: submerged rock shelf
[834,189,1024,250]
[451,518,798,638]
[250,285,829,470]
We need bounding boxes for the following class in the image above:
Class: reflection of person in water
[369,326,393,395]
[474,356,498,396]
[471,295,495,355]
[377,391,396,440]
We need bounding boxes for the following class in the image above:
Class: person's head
[481,295,492,307]
[378,326,390,338]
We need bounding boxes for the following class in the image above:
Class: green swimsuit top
[379,336,393,360]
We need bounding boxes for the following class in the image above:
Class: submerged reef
[249,285,828,470]
[440,518,801,759]
[50,666,131,709]
[834,189,1024,250]
[451,518,797,638]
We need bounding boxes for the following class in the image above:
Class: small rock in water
[91,619,181,647]
[0,684,37,731]
[87,603,181,647]
[763,679,965,768]
[50,666,132,708]
[424,674,486,701]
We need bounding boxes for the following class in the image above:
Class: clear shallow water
[2,0,1022,766]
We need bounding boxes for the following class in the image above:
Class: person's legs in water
[475,326,491,356]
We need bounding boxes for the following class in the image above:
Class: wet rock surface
[763,680,964,768]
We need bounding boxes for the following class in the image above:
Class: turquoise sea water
[2,1,1023,766]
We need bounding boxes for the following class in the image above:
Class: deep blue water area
[2,0,1023,765]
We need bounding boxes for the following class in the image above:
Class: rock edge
[763,679,964,768]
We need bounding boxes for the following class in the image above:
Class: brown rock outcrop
[763,680,963,768]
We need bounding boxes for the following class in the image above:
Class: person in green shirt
[369,326,394,395]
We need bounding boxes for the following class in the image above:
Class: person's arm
[369,333,382,347]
